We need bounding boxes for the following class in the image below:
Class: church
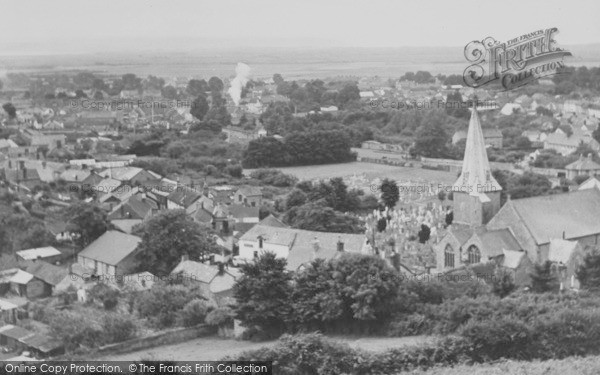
[435,109,600,287]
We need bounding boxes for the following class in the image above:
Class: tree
[187,79,209,97]
[576,251,600,289]
[290,254,401,332]
[284,202,365,234]
[530,261,559,293]
[418,224,431,244]
[492,267,516,297]
[376,217,387,232]
[208,76,224,93]
[134,210,219,276]
[2,103,16,119]
[380,179,399,209]
[506,172,552,200]
[336,83,360,107]
[234,252,292,337]
[136,284,205,328]
[122,73,142,90]
[285,189,307,209]
[161,85,178,100]
[65,203,109,247]
[273,73,285,86]
[413,115,450,158]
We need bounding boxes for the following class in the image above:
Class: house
[25,261,75,296]
[0,325,33,349]
[547,239,584,290]
[16,247,62,264]
[521,130,547,147]
[578,176,600,191]
[170,258,240,305]
[111,219,143,234]
[238,225,368,271]
[107,194,157,221]
[77,231,142,277]
[500,103,523,115]
[0,269,45,299]
[98,167,158,186]
[543,130,600,156]
[27,132,66,150]
[436,109,600,286]
[46,221,72,242]
[4,166,41,189]
[59,168,91,185]
[208,185,236,205]
[19,333,64,358]
[233,186,263,207]
[452,128,503,148]
[228,204,260,224]
[565,154,600,180]
[167,186,203,210]
[0,299,18,324]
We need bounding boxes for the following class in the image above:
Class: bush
[49,311,104,351]
[102,314,138,343]
[178,299,211,327]
[205,307,235,327]
[136,284,204,328]
[459,318,532,361]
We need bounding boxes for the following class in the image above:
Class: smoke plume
[228,62,251,106]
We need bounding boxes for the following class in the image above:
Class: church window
[444,245,455,268]
[467,245,481,264]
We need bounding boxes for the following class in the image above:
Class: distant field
[411,355,600,375]
[245,161,456,186]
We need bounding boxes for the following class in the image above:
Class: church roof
[507,189,600,245]
[453,109,502,194]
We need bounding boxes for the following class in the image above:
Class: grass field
[245,161,456,185]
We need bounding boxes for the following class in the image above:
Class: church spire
[453,108,501,194]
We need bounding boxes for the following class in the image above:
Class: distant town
[1,62,600,372]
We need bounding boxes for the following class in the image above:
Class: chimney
[562,231,566,239]
[218,262,225,275]
[120,204,124,217]
[588,153,593,161]
[181,254,189,262]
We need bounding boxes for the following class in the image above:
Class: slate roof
[236,186,263,197]
[25,261,68,286]
[507,189,600,245]
[476,228,522,257]
[78,230,141,266]
[565,155,600,171]
[502,249,526,269]
[240,225,366,270]
[59,169,91,182]
[167,187,202,208]
[228,204,259,220]
[98,167,143,181]
[0,325,34,340]
[170,260,219,284]
[259,214,288,228]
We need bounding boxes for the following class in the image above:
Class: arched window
[467,245,481,264]
[444,244,455,268]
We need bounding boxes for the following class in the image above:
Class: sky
[0,0,599,54]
